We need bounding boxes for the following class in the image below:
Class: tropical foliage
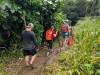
[41,17,100,75]
[63,0,100,25]
[0,0,64,49]
[0,0,100,75]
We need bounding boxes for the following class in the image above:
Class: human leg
[63,32,69,47]
[24,49,37,69]
[47,41,50,49]
[49,41,52,49]
[46,40,52,56]
[30,54,37,65]
[23,50,30,66]
[25,55,30,66]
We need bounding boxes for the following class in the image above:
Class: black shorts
[23,49,37,56]
[62,32,69,39]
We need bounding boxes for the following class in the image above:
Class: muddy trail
[6,47,66,75]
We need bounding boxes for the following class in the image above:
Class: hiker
[40,27,47,48]
[21,23,38,69]
[61,21,69,47]
[46,26,57,55]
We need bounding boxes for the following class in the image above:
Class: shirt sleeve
[21,32,23,41]
[31,31,38,47]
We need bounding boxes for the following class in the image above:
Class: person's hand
[34,45,38,49]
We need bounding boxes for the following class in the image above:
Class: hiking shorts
[23,49,37,56]
[62,32,69,39]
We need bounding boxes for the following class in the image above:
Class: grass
[41,17,100,75]
[0,17,100,75]
[0,44,23,75]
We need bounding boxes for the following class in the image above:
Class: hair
[25,23,34,29]
[28,23,34,28]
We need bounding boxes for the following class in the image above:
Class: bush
[41,17,100,75]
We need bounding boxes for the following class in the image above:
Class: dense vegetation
[0,0,64,49]
[0,0,64,74]
[0,0,100,49]
[63,0,100,25]
[41,17,100,75]
[0,0,100,75]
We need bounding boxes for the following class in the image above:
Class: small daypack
[46,29,53,41]
[61,24,69,32]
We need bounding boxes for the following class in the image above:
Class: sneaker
[61,47,65,51]
[29,66,33,70]
[46,52,50,56]
[24,65,33,70]
[29,64,34,70]
[51,49,54,52]
[24,65,29,69]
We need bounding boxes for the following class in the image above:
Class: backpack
[46,29,53,40]
[61,24,69,32]
[67,35,73,47]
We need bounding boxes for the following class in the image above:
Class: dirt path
[6,47,65,75]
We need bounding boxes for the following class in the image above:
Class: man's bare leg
[30,55,37,65]
[63,39,66,47]
[25,56,30,66]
